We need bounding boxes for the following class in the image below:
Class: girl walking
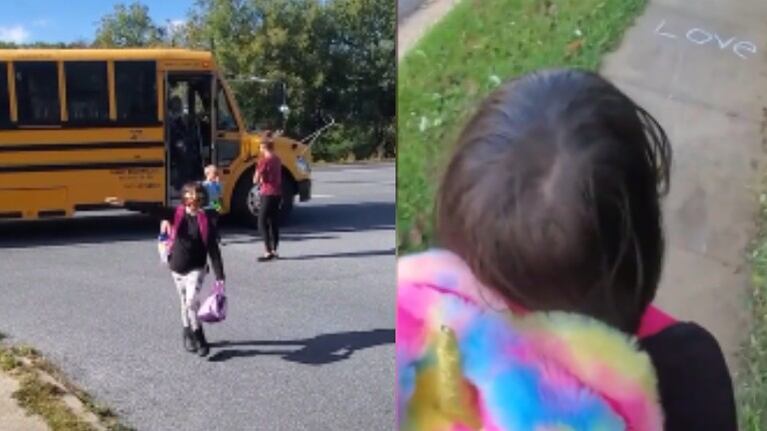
[108,182,225,357]
[397,69,736,430]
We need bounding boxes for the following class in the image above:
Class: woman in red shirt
[254,131,282,261]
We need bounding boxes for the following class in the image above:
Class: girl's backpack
[198,280,227,323]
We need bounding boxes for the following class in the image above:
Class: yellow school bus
[0,49,312,223]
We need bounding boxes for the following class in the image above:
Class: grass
[0,341,134,431]
[397,0,647,252]
[739,188,767,429]
[14,374,94,431]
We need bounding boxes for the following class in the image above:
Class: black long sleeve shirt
[640,322,737,430]
[127,202,225,280]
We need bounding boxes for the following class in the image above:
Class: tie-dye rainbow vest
[397,249,664,431]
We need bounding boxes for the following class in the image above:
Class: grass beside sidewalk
[0,338,133,431]
[739,188,767,430]
[397,0,647,252]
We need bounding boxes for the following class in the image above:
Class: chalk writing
[654,20,757,60]
[734,41,757,59]
[654,20,677,39]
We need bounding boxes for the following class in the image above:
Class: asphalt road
[0,163,395,430]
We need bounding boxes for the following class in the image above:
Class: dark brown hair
[436,69,672,333]
[181,182,205,205]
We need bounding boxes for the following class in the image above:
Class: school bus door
[212,79,243,210]
[164,72,214,203]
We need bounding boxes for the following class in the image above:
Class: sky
[0,0,195,44]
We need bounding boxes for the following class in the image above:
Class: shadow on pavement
[276,248,395,261]
[219,233,339,246]
[0,201,394,248]
[207,328,395,365]
[0,213,156,247]
[286,201,395,233]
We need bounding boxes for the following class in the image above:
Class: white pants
[171,269,205,330]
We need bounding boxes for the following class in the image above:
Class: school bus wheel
[232,167,259,227]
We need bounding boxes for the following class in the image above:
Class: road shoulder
[0,371,48,431]
[0,336,131,431]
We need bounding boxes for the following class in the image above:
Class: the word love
[654,20,757,60]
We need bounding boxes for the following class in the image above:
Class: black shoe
[183,327,198,353]
[194,327,209,357]
[257,254,274,262]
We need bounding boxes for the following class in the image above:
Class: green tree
[185,0,327,135]
[324,0,396,158]
[184,0,394,160]
[94,1,165,47]
[164,19,190,47]
[0,40,90,49]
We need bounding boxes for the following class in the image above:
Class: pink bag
[198,281,227,323]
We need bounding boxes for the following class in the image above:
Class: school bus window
[216,84,237,132]
[15,61,60,125]
[65,61,109,124]
[0,62,9,127]
[115,60,157,124]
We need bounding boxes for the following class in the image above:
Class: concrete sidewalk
[0,372,48,431]
[601,0,767,370]
[398,0,459,60]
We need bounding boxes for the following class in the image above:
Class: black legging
[205,209,221,244]
[258,195,281,253]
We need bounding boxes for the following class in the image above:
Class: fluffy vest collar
[397,249,663,430]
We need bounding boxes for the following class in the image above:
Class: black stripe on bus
[39,210,66,218]
[74,203,119,212]
[0,121,163,130]
[0,141,165,153]
[0,160,164,173]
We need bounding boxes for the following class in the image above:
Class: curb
[0,340,132,431]
[16,356,107,431]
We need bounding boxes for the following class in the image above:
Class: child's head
[436,69,672,333]
[182,182,205,210]
[204,164,218,181]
